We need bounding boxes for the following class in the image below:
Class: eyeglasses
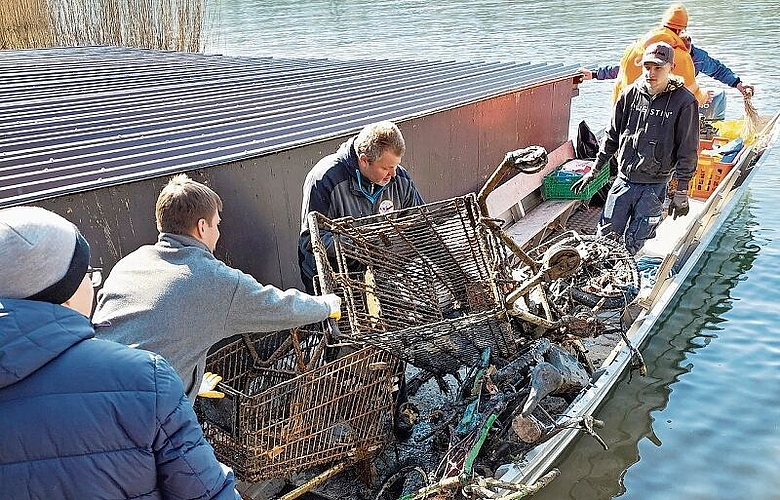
[87,266,103,288]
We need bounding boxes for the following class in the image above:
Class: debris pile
[197,148,645,499]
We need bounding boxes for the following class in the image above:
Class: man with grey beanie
[93,174,342,401]
[0,206,240,500]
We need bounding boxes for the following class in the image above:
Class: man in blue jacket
[574,42,699,255]
[0,206,240,500]
[298,120,424,293]
[580,34,754,120]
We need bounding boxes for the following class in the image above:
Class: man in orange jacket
[611,3,709,106]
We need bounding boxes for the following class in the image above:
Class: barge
[3,46,778,500]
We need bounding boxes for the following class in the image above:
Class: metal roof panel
[0,46,578,207]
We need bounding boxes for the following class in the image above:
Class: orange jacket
[612,27,708,105]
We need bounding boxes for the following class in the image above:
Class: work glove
[571,170,594,194]
[323,293,342,320]
[198,372,225,399]
[668,190,689,220]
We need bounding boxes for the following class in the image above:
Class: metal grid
[310,194,519,374]
[196,330,398,482]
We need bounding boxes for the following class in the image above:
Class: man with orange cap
[610,4,708,106]
[580,18,755,120]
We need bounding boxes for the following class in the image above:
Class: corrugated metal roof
[0,46,578,207]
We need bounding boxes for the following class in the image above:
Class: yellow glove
[324,293,342,321]
[197,372,225,399]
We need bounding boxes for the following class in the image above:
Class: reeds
[0,0,56,49]
[740,92,761,145]
[0,0,213,52]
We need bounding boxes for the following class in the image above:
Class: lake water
[204,1,780,498]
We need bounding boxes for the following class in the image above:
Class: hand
[668,190,689,220]
[198,372,225,399]
[323,293,342,320]
[577,67,594,81]
[736,82,755,97]
[571,171,594,194]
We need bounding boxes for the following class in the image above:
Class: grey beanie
[0,206,90,304]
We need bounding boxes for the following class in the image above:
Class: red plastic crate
[697,136,729,153]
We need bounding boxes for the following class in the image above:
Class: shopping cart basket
[308,194,519,375]
[196,328,398,482]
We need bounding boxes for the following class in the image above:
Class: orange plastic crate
[688,153,734,199]
[688,136,735,199]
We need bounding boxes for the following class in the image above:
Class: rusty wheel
[550,234,640,310]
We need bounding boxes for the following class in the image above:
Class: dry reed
[0,0,214,52]
[740,92,761,145]
[0,0,56,49]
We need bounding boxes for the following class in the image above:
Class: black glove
[668,190,689,219]
[571,171,594,194]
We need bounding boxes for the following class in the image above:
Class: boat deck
[638,198,707,258]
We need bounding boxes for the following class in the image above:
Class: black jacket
[596,76,699,190]
[298,136,424,289]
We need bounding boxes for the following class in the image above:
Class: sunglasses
[87,266,103,288]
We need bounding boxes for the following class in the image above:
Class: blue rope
[355,169,387,204]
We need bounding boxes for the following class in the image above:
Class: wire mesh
[196,329,398,482]
[310,194,519,374]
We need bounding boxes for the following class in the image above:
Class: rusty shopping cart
[309,194,520,375]
[196,328,399,483]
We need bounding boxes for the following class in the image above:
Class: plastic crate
[698,136,730,153]
[542,161,609,200]
[688,136,737,199]
[688,153,735,199]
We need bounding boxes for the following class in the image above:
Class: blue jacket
[0,298,240,500]
[592,45,741,87]
[690,45,740,87]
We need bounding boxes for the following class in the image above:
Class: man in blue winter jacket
[573,42,699,255]
[0,206,240,500]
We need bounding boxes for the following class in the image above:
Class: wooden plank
[503,199,578,248]
[484,140,575,218]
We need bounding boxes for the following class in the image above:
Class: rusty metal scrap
[196,330,398,482]
[309,194,519,375]
[194,148,646,499]
[298,189,639,498]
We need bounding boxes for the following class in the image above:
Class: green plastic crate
[542,162,609,200]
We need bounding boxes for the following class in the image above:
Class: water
[204,1,780,498]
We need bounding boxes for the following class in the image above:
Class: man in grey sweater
[93,174,341,401]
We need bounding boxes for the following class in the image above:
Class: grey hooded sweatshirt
[93,233,331,400]
[596,75,699,190]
